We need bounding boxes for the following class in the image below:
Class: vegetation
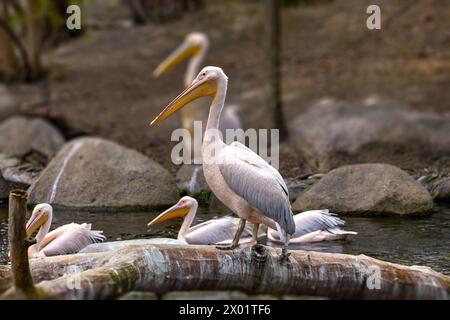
[0,0,81,82]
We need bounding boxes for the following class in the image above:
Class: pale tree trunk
[1,244,449,299]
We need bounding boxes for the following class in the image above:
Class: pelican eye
[202,72,206,76]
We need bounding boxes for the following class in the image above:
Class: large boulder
[290,100,450,173]
[0,172,28,202]
[0,85,20,122]
[0,154,36,202]
[292,163,433,216]
[28,137,180,210]
[0,153,42,187]
[0,116,65,160]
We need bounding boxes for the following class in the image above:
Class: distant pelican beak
[25,211,48,238]
[147,203,190,227]
[153,42,201,78]
[150,76,216,125]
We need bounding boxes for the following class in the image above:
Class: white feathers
[40,223,106,257]
[268,210,357,243]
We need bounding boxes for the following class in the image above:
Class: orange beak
[150,76,216,126]
[147,202,190,228]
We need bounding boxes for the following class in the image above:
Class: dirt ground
[9,0,450,177]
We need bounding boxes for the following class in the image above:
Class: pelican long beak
[153,42,201,78]
[147,203,190,228]
[150,76,216,125]
[25,211,48,238]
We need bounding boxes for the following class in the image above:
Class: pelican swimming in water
[153,33,241,150]
[25,203,106,258]
[268,209,357,243]
[148,196,357,245]
[151,66,295,260]
[147,196,253,245]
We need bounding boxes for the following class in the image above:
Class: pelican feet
[278,247,291,264]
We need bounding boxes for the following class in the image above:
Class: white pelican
[153,32,241,142]
[151,66,295,260]
[147,196,254,245]
[25,203,105,258]
[148,196,357,245]
[268,209,357,244]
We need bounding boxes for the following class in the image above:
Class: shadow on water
[1,204,449,275]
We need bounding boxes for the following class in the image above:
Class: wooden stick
[6,189,37,298]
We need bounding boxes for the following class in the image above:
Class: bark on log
[1,244,448,300]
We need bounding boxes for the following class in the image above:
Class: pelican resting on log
[153,32,241,139]
[25,203,106,258]
[151,66,295,261]
[148,196,357,245]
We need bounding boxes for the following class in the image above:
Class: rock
[28,137,180,210]
[290,100,449,173]
[0,115,57,197]
[0,153,42,187]
[162,291,249,300]
[0,85,20,122]
[120,291,158,300]
[0,153,37,201]
[175,164,210,197]
[0,116,65,160]
[285,177,317,202]
[292,163,433,215]
[407,112,450,158]
[0,175,9,200]
[428,177,450,201]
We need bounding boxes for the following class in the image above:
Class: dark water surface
[1,204,449,275]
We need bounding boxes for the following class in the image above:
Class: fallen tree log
[2,244,448,300]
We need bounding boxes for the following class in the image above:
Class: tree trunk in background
[0,26,19,81]
[23,0,46,81]
[127,0,150,25]
[264,0,288,142]
[0,0,75,82]
[126,0,204,25]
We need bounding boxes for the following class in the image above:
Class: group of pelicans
[24,32,356,260]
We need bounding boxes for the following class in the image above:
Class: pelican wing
[186,216,253,245]
[292,210,345,237]
[218,142,295,234]
[268,210,348,240]
[40,223,105,256]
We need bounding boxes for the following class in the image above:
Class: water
[1,204,449,275]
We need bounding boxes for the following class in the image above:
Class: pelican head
[153,32,209,78]
[147,196,197,228]
[151,66,227,125]
[25,203,52,238]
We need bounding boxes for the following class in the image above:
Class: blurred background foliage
[0,0,336,83]
[0,0,85,82]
